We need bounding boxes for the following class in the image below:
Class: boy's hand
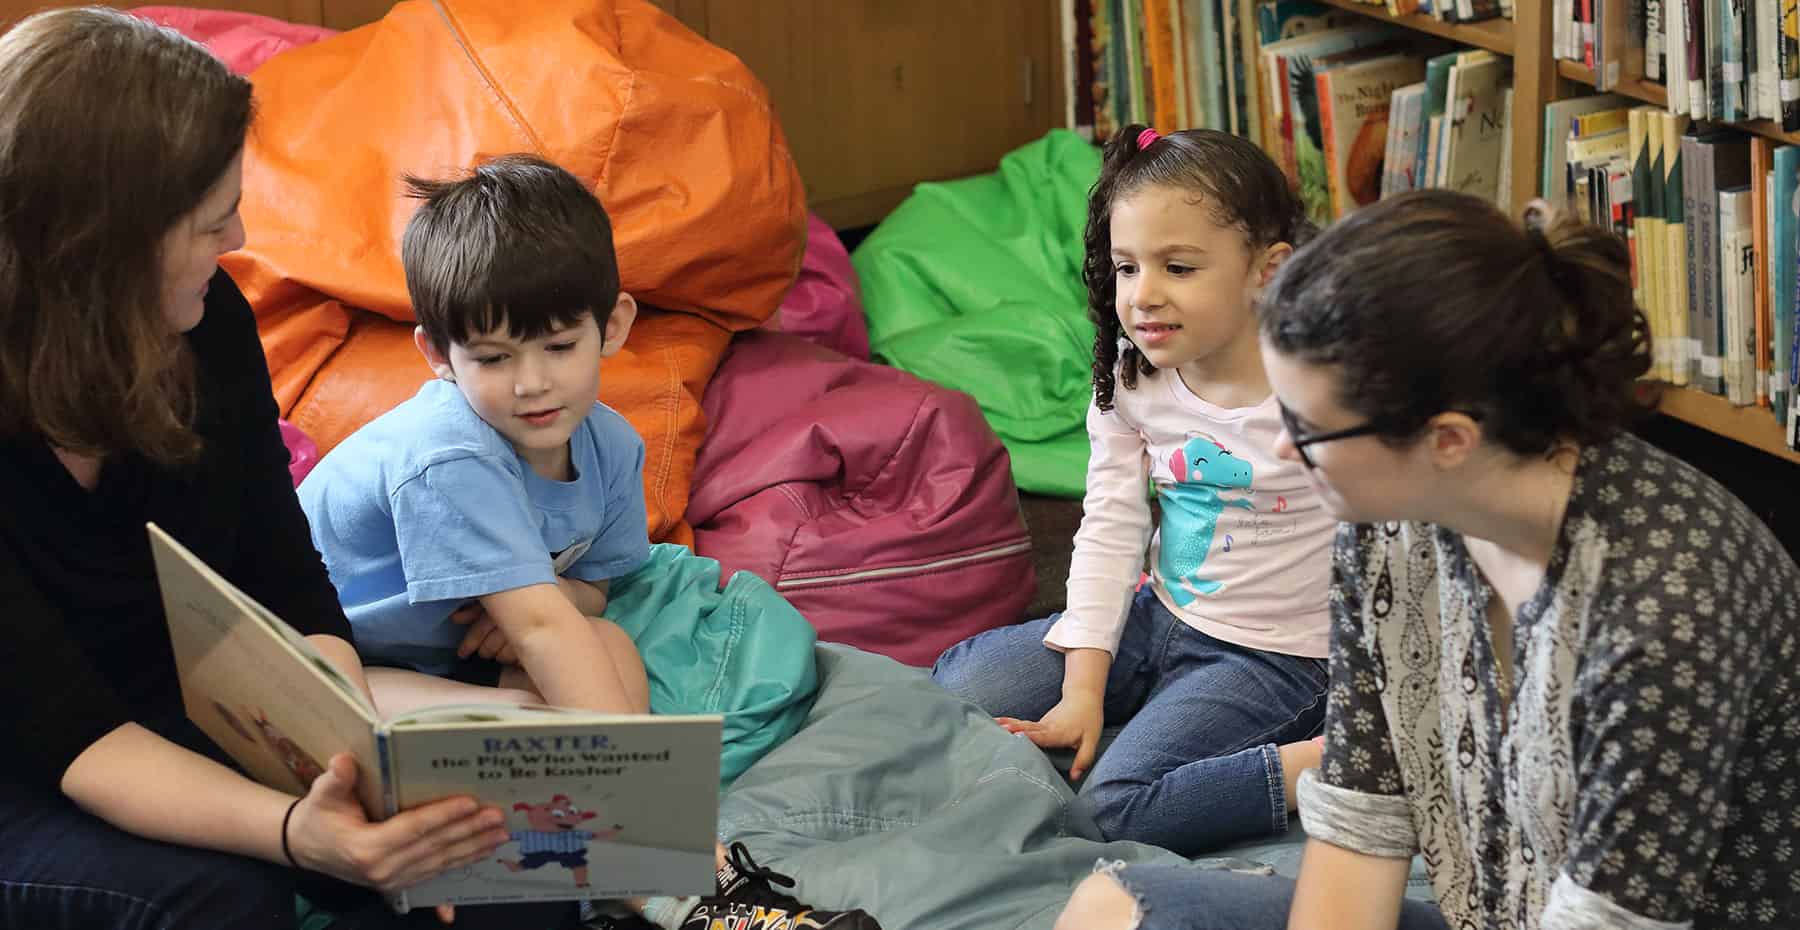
[996,691,1105,781]
[450,602,518,665]
[450,574,609,665]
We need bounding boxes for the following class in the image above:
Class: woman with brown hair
[1055,191,1799,929]
[0,8,544,929]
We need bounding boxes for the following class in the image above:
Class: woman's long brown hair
[0,8,253,463]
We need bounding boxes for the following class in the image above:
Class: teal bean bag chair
[853,130,1101,498]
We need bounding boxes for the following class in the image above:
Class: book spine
[1630,109,1657,378]
[376,728,408,913]
[1721,187,1751,404]
[1758,0,1779,119]
[1318,68,1343,219]
[1774,145,1798,418]
[1687,0,1707,119]
[1381,86,1403,199]
[1754,141,1774,406]
[1683,135,1706,386]
[1709,0,1733,121]
[1582,0,1596,66]
[1668,0,1688,114]
[1699,142,1724,395]
[1783,0,1800,131]
[1647,0,1665,82]
[1663,114,1689,385]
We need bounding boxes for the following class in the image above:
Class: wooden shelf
[1652,385,1800,464]
[1311,0,1514,56]
[1558,60,1800,146]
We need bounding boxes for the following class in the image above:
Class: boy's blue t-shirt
[298,379,650,674]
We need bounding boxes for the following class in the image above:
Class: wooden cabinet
[655,1,1062,229]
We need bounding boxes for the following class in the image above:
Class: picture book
[146,523,722,911]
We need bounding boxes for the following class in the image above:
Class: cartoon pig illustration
[247,706,326,790]
[498,795,622,888]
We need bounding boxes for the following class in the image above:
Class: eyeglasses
[1277,401,1388,470]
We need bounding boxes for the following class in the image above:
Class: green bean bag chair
[853,130,1100,498]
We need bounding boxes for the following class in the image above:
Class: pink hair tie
[1137,128,1161,151]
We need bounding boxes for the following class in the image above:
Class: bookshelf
[1310,0,1513,54]
[1655,386,1800,465]
[1557,60,1800,149]
[1554,59,1800,463]
[1299,3,1797,464]
[1302,0,1555,219]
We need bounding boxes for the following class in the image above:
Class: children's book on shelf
[1316,52,1428,218]
[1381,82,1427,198]
[146,523,722,912]
[1438,55,1510,202]
[1252,2,1355,154]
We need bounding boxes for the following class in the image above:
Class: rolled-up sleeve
[1299,522,1417,859]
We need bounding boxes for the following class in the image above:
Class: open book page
[148,523,385,817]
[384,713,721,907]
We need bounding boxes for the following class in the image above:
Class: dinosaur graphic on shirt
[1157,434,1254,605]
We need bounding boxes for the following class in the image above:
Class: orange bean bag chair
[219,0,805,547]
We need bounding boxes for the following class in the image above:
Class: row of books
[1262,26,1518,222]
[1556,0,1800,131]
[1062,0,1261,142]
[1329,0,1512,23]
[1548,96,1800,434]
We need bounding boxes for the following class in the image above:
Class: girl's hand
[996,692,1106,780]
[285,754,510,903]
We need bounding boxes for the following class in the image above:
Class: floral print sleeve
[1550,459,1800,929]
[1298,521,1418,860]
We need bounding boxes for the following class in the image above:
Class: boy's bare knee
[1056,872,1140,930]
[589,618,636,652]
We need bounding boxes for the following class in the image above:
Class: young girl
[1057,191,1799,929]
[932,124,1336,855]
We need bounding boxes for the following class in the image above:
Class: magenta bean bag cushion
[765,214,871,361]
[689,331,1034,666]
[131,6,336,73]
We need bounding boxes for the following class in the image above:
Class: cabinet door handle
[1022,56,1035,107]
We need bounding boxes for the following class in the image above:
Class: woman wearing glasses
[1058,190,1799,929]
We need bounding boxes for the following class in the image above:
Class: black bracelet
[280,797,303,869]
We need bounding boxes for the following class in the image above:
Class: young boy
[300,155,879,930]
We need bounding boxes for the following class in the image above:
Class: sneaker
[678,842,882,930]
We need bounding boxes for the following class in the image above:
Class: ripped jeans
[932,586,1328,855]
[1093,860,1448,930]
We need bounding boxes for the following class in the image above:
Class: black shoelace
[722,841,805,911]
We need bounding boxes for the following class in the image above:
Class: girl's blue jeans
[932,586,1329,855]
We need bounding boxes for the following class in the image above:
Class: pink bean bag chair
[689,332,1034,666]
[131,6,336,72]
[766,214,870,361]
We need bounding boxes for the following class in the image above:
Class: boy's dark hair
[403,154,620,353]
[1084,124,1314,411]
[1259,189,1654,458]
